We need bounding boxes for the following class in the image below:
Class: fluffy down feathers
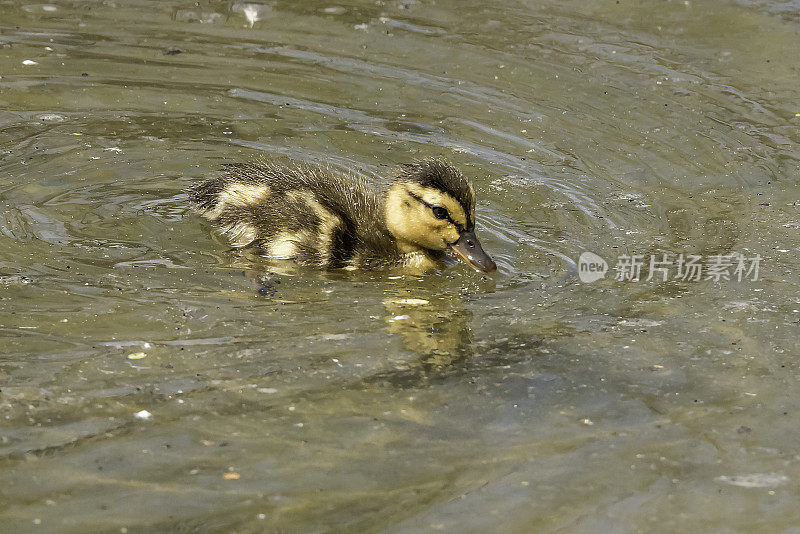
[188,158,494,272]
[188,162,403,269]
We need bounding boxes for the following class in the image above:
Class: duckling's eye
[431,206,449,220]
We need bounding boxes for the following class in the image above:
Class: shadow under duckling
[187,158,496,273]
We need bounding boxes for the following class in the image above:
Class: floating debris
[0,275,32,285]
[232,3,270,27]
[127,352,147,360]
[22,4,56,12]
[22,59,38,66]
[174,10,223,24]
[36,113,65,122]
[716,473,788,488]
[222,472,241,480]
[390,298,430,306]
[134,410,152,420]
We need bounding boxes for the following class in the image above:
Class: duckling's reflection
[383,291,475,372]
[242,266,481,376]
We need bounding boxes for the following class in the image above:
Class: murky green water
[2,0,800,531]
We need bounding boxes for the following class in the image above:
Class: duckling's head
[385,159,497,273]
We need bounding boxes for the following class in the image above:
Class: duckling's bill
[449,231,497,273]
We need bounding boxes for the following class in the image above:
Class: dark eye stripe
[408,192,464,231]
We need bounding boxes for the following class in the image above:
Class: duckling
[187,158,496,273]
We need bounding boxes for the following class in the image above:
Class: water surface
[2,0,800,531]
